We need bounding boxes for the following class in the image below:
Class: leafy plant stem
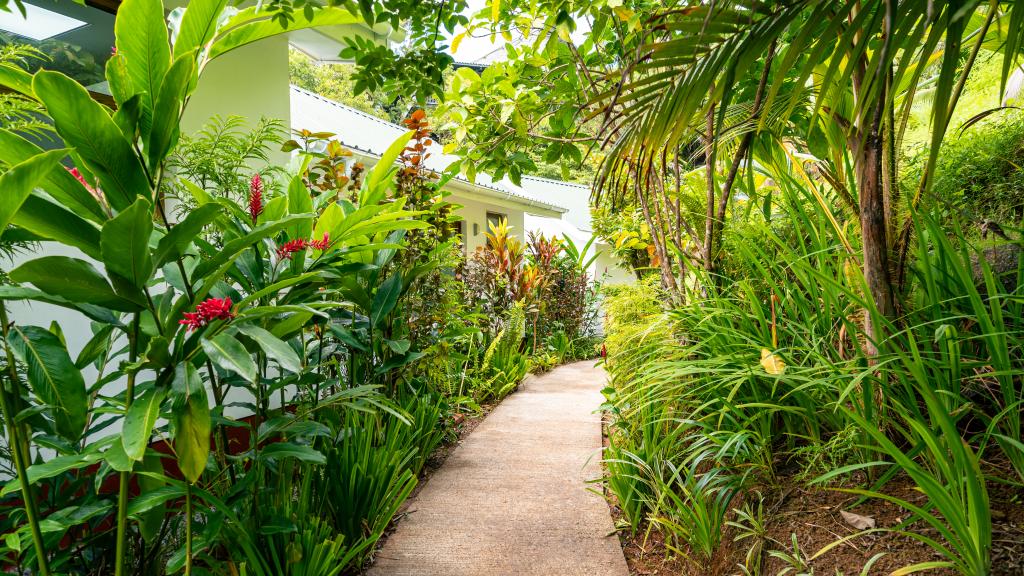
[114,313,140,576]
[185,483,193,576]
[0,305,51,576]
[157,201,235,484]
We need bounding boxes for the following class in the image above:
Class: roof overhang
[342,147,567,216]
[289,21,405,62]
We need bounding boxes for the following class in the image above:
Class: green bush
[903,112,1024,226]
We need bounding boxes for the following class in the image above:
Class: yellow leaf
[491,0,500,22]
[760,349,786,375]
[451,31,465,54]
[613,6,634,21]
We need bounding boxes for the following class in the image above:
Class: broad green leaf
[352,219,429,244]
[371,273,403,328]
[257,442,326,464]
[111,94,143,141]
[4,531,18,553]
[375,350,425,375]
[191,214,312,280]
[11,256,141,312]
[312,201,343,242]
[122,386,166,461]
[258,195,287,225]
[12,194,102,260]
[386,338,411,354]
[154,203,222,267]
[208,6,359,60]
[148,53,197,167]
[0,148,66,232]
[32,71,149,212]
[178,178,215,206]
[0,130,106,223]
[269,311,312,339]
[0,452,103,497]
[257,416,331,444]
[202,333,257,382]
[362,130,413,205]
[172,0,230,59]
[38,502,112,535]
[134,455,173,543]
[129,484,184,519]
[286,173,314,241]
[235,272,321,309]
[105,439,133,472]
[0,60,33,96]
[101,197,154,289]
[75,324,114,369]
[236,324,301,374]
[0,286,119,326]
[104,49,134,105]
[329,325,368,352]
[114,0,171,139]
[170,363,209,484]
[6,326,88,442]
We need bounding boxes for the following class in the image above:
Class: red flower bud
[309,232,330,251]
[248,173,264,224]
[275,238,308,260]
[179,297,235,331]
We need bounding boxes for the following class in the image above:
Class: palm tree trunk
[637,182,682,301]
[855,106,896,351]
[702,103,717,272]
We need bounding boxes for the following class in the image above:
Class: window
[453,220,465,254]
[0,1,116,105]
[486,212,506,232]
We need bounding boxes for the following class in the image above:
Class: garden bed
[604,468,1024,576]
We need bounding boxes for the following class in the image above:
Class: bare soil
[605,471,1024,576]
[599,413,1024,575]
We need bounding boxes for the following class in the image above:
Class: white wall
[181,36,292,165]
[449,192,528,255]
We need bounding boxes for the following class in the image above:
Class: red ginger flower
[180,297,235,331]
[309,232,330,251]
[248,173,264,224]
[67,166,106,205]
[276,238,308,260]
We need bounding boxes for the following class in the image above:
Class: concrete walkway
[368,360,629,576]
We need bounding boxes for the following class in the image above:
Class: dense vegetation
[0,2,599,574]
[436,0,1024,574]
[0,0,1023,574]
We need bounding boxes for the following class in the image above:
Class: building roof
[290,85,580,214]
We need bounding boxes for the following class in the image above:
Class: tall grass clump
[602,177,1023,573]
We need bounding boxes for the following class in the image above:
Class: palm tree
[594,0,1018,346]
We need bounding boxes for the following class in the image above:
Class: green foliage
[0,4,475,574]
[166,115,287,216]
[602,178,1022,573]
[289,49,404,122]
[904,110,1024,226]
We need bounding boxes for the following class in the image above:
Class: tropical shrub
[0,3,473,574]
[602,189,1023,573]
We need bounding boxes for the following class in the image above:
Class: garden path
[368,360,628,576]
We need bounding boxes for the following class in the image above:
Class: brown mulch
[600,416,1024,575]
[608,476,1024,576]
